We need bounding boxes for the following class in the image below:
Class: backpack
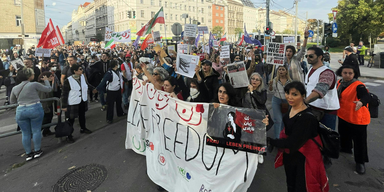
[368,92,380,118]
[307,112,340,159]
[323,52,330,62]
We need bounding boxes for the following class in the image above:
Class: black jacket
[196,68,220,102]
[343,53,360,78]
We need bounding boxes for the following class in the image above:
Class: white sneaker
[258,154,264,164]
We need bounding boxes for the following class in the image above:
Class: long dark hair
[213,83,240,106]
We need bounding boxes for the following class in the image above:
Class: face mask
[190,88,199,96]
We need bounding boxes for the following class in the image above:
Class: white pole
[294,0,298,46]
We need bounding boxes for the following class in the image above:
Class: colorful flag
[105,39,116,49]
[141,34,153,51]
[136,7,165,36]
[195,34,200,47]
[37,19,54,48]
[209,32,214,48]
[244,24,262,47]
[42,26,65,49]
[133,35,140,48]
[238,35,244,46]
[220,33,227,42]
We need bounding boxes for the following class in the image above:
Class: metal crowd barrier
[0,97,61,138]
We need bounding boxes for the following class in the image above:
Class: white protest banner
[177,44,190,54]
[226,62,249,88]
[267,42,286,65]
[10,59,24,71]
[126,77,260,192]
[184,24,198,38]
[153,31,161,42]
[105,27,131,42]
[283,36,295,43]
[176,53,199,78]
[220,45,230,59]
[202,45,210,54]
[197,26,209,34]
[35,48,52,57]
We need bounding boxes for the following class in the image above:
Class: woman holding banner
[268,81,329,192]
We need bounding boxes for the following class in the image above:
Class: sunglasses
[251,78,261,81]
[305,54,315,59]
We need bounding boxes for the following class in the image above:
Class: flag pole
[164,7,167,46]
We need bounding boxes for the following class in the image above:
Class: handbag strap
[275,80,284,99]
[16,82,29,99]
[249,92,257,109]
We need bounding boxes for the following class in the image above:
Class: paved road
[0,55,383,191]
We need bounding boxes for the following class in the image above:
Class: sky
[44,0,339,29]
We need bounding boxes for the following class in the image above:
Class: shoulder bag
[276,81,289,114]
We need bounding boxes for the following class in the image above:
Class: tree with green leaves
[234,28,243,35]
[331,0,384,45]
[212,26,223,38]
[282,29,294,34]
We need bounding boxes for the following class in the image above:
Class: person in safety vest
[62,64,92,143]
[94,60,126,124]
[336,65,370,175]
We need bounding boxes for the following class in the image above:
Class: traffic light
[265,26,271,35]
[133,11,136,19]
[127,11,131,18]
[324,23,332,36]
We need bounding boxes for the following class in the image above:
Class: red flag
[140,34,153,51]
[42,27,65,49]
[37,19,54,48]
[238,35,244,46]
[235,110,256,134]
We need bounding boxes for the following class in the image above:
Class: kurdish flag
[105,39,116,49]
[137,7,165,36]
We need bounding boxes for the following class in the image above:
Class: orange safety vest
[337,80,370,125]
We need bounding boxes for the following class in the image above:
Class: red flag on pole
[42,26,65,49]
[37,19,54,48]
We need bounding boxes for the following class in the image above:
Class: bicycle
[367,51,375,68]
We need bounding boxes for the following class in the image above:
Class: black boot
[356,163,365,174]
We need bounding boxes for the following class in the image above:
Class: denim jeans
[16,103,44,154]
[320,113,337,130]
[98,89,106,106]
[122,83,131,106]
[272,96,288,139]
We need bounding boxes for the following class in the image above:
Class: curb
[360,76,384,80]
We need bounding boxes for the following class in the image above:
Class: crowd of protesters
[0,30,372,191]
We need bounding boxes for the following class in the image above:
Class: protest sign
[126,77,260,192]
[105,27,131,42]
[154,45,167,59]
[213,40,219,47]
[198,26,209,34]
[10,59,24,70]
[168,45,175,56]
[283,36,295,43]
[266,42,286,65]
[206,105,267,154]
[184,24,197,45]
[202,45,210,54]
[220,45,230,59]
[177,44,190,54]
[35,48,51,57]
[153,31,161,42]
[226,62,249,88]
[176,53,199,78]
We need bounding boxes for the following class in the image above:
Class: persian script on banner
[266,42,286,65]
[125,77,262,192]
[105,27,131,42]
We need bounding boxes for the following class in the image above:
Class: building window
[216,6,218,10]
[175,3,177,9]
[16,16,21,26]
[165,1,167,7]
[208,6,211,9]
[180,4,182,10]
[216,19,218,23]
[170,2,172,8]
[180,15,182,20]
[208,19,211,23]
[189,6,191,11]
[140,0,144,4]
[220,20,223,23]
[175,14,178,20]
[151,0,154,5]
[201,8,204,13]
[216,13,218,16]
[14,0,21,5]
[201,0,204,3]
[221,7,223,10]
[141,10,144,18]
[151,11,155,17]
[165,13,168,20]
[184,5,186,10]
[221,14,223,17]
[193,7,195,12]
[160,25,163,31]
[159,0,161,6]
[141,23,145,27]
[170,14,173,20]
[201,17,204,23]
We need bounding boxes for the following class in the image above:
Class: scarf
[337,78,357,97]
[187,88,200,101]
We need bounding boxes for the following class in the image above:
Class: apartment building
[0,0,45,49]
[227,0,243,41]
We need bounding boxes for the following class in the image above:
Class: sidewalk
[329,53,384,80]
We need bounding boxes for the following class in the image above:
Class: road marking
[363,82,381,87]
[374,80,384,84]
